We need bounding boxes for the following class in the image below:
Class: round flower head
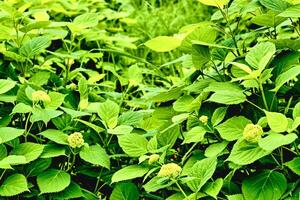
[67,132,84,148]
[199,115,208,124]
[157,163,182,178]
[243,124,263,143]
[148,154,160,165]
[32,90,51,103]
[68,83,77,90]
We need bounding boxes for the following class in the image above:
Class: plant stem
[181,142,198,165]
[258,81,269,111]
[174,180,187,198]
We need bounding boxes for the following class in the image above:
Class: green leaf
[11,103,32,114]
[108,125,133,135]
[0,79,16,95]
[60,107,91,118]
[191,44,211,69]
[118,133,148,157]
[208,90,246,105]
[0,174,28,197]
[242,170,287,200]
[259,0,289,12]
[245,42,276,71]
[279,4,300,18]
[0,127,24,144]
[157,125,180,148]
[79,145,110,169]
[145,36,181,52]
[173,95,197,112]
[226,194,245,200]
[251,11,285,27]
[285,157,300,175]
[68,13,99,32]
[41,144,66,158]
[272,65,300,91]
[0,155,27,169]
[205,141,229,157]
[110,182,139,200]
[227,139,271,165]
[216,116,251,141]
[39,129,68,145]
[197,0,230,7]
[19,36,51,58]
[293,102,300,119]
[111,165,149,183]
[11,142,44,163]
[211,107,227,126]
[187,157,217,192]
[258,133,297,151]
[37,169,71,194]
[31,108,63,124]
[203,178,223,199]
[97,99,119,129]
[265,111,288,132]
[143,176,174,193]
[51,182,83,200]
[0,144,7,160]
[45,92,65,110]
[183,126,206,144]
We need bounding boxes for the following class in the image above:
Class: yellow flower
[157,163,182,178]
[67,132,84,148]
[199,115,208,124]
[148,154,160,165]
[243,124,263,143]
[68,83,77,90]
[32,90,51,103]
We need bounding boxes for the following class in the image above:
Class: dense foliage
[0,0,299,199]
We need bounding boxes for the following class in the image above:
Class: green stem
[0,170,6,181]
[259,81,269,111]
[181,142,198,165]
[174,180,187,198]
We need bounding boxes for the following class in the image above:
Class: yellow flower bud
[32,90,51,103]
[243,124,263,143]
[68,83,77,90]
[199,115,208,124]
[157,163,182,178]
[79,99,89,110]
[67,132,84,148]
[148,154,160,165]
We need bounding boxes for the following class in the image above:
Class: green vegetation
[0,0,299,199]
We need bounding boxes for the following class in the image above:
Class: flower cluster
[148,154,160,164]
[32,90,51,103]
[67,132,84,148]
[199,115,208,124]
[243,124,263,143]
[157,163,182,178]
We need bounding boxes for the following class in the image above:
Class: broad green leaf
[227,139,271,165]
[187,157,217,192]
[19,36,51,58]
[75,119,104,133]
[197,0,230,7]
[265,111,288,132]
[205,141,229,157]
[118,133,148,157]
[183,126,206,144]
[242,170,287,200]
[258,133,297,151]
[97,99,119,129]
[41,144,66,158]
[39,129,68,145]
[0,79,16,94]
[227,194,244,200]
[0,144,7,160]
[111,165,149,183]
[245,42,276,71]
[251,11,285,27]
[30,108,63,124]
[191,44,211,69]
[144,36,181,52]
[208,90,246,105]
[0,127,24,144]
[216,116,251,141]
[68,13,99,32]
[293,102,300,119]
[51,182,83,199]
[149,87,183,102]
[110,182,139,200]
[45,92,65,110]
[25,158,52,177]
[0,174,28,196]
[11,142,44,163]
[60,107,91,118]
[108,125,133,135]
[279,4,300,17]
[259,0,289,12]
[118,111,144,126]
[0,155,27,169]
[79,145,110,169]
[272,65,300,91]
[285,157,300,175]
[29,71,51,87]
[157,125,180,148]
[203,178,223,199]
[211,107,227,126]
[11,103,32,114]
[37,169,71,194]
[173,95,197,112]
